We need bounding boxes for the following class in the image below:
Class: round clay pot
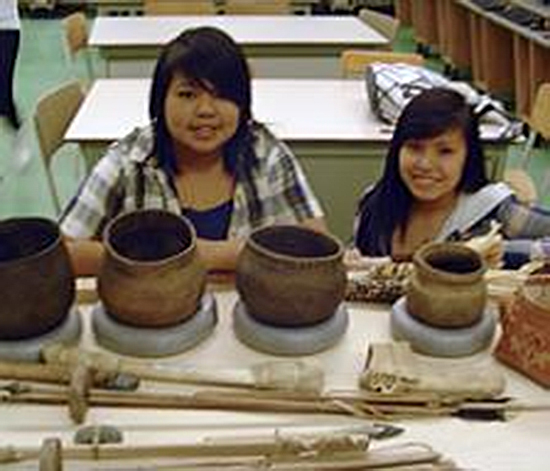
[406,242,487,328]
[0,217,75,340]
[98,210,207,328]
[236,225,346,327]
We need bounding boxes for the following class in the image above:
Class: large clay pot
[98,210,206,328]
[406,242,487,328]
[495,275,550,387]
[0,217,75,340]
[236,225,346,327]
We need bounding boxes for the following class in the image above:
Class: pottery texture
[406,242,487,328]
[236,225,346,327]
[495,275,550,387]
[98,210,206,328]
[0,218,75,340]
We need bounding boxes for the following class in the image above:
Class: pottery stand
[91,293,218,358]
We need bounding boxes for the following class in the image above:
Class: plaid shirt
[60,123,323,240]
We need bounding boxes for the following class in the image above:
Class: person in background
[352,87,550,269]
[0,0,21,130]
[60,26,326,276]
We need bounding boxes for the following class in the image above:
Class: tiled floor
[1,16,548,221]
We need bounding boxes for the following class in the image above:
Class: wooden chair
[340,50,425,79]
[518,82,550,198]
[34,81,85,214]
[223,0,291,15]
[144,0,218,15]
[358,7,400,49]
[63,12,94,85]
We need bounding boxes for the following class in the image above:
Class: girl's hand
[344,248,391,271]
[463,222,503,269]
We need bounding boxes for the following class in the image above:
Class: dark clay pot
[406,242,487,328]
[236,225,346,327]
[0,217,75,340]
[98,210,207,328]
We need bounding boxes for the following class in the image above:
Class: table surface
[65,78,508,144]
[89,15,388,47]
[0,288,548,470]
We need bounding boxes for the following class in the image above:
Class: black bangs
[166,27,251,112]
[396,89,471,142]
[400,110,464,142]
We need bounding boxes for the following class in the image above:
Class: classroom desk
[89,15,389,78]
[94,0,322,15]
[65,78,510,242]
[0,287,548,470]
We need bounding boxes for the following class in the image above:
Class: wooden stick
[42,344,324,394]
[0,359,137,391]
[1,439,445,470]
[0,361,71,385]
[68,362,92,424]
[39,438,62,471]
[4,381,549,424]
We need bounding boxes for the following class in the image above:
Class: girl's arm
[196,238,245,273]
[64,238,105,277]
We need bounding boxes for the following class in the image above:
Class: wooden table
[89,15,389,78]
[0,286,548,470]
[65,78,510,242]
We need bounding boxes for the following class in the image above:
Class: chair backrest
[529,83,550,140]
[63,12,88,58]
[63,11,95,84]
[34,81,84,165]
[144,0,218,15]
[340,50,425,79]
[358,7,400,46]
[34,81,85,213]
[223,0,291,15]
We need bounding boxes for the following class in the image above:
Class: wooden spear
[42,344,324,394]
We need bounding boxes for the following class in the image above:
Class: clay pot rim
[245,224,344,264]
[103,209,197,266]
[413,242,486,284]
[520,275,550,315]
[0,217,62,266]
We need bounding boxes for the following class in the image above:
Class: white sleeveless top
[0,0,21,30]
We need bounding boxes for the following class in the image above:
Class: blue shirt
[182,200,234,240]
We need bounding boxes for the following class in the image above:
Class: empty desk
[90,15,389,78]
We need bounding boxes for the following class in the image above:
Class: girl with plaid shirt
[61,27,325,276]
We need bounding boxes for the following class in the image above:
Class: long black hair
[354,87,489,255]
[148,26,257,177]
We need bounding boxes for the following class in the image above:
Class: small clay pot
[236,225,346,327]
[0,217,75,340]
[406,242,487,328]
[98,210,206,328]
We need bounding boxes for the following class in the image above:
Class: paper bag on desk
[360,342,505,400]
